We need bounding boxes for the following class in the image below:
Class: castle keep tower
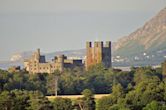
[54,55,65,72]
[85,41,112,70]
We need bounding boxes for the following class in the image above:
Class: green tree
[52,97,73,110]
[111,84,125,101]
[108,104,131,110]
[11,90,30,110]
[77,89,95,110]
[97,84,125,110]
[124,77,164,110]
[27,91,52,110]
[143,101,166,110]
[97,96,114,110]
[46,71,61,95]
[0,91,15,110]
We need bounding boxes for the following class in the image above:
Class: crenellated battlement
[86,41,111,48]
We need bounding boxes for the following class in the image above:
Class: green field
[47,94,109,101]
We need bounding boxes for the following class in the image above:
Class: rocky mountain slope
[114,7,166,56]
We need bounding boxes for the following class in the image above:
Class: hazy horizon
[0,0,166,60]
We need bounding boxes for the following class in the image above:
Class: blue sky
[0,0,166,60]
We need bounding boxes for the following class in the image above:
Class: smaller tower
[86,42,93,70]
[57,55,65,72]
[37,48,40,56]
[86,41,92,48]
[105,41,111,48]
[34,48,40,62]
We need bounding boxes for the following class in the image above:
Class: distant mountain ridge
[113,7,166,56]
[45,49,86,61]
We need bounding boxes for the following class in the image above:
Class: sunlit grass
[47,94,109,101]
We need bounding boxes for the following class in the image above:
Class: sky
[0,0,166,60]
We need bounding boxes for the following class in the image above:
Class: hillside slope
[114,7,166,56]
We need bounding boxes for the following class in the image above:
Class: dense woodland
[0,64,166,110]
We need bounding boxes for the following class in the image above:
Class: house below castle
[24,49,83,74]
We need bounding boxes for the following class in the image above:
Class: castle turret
[33,48,40,62]
[37,48,40,56]
[86,42,93,70]
[105,41,111,48]
[86,41,92,48]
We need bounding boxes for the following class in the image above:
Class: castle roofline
[86,41,111,48]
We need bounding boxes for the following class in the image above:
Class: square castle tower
[85,41,112,70]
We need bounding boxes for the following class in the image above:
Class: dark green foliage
[0,91,15,110]
[0,65,133,95]
[97,96,115,110]
[0,70,47,95]
[76,89,96,110]
[0,90,52,110]
[52,97,73,110]
[143,101,166,110]
[97,67,166,110]
[11,90,30,110]
[81,89,96,110]
[0,65,166,110]
[97,84,125,110]
[27,91,53,110]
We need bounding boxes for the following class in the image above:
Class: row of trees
[0,90,52,110]
[0,64,166,109]
[0,89,95,110]
[0,65,134,95]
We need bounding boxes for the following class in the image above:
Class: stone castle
[24,41,112,73]
[85,41,112,70]
[24,49,83,74]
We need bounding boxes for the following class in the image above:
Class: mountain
[10,51,33,62]
[112,7,166,66]
[0,61,23,70]
[45,49,86,61]
[114,7,166,56]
